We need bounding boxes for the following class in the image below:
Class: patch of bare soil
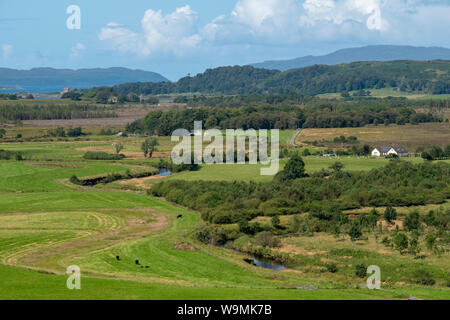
[117,175,171,189]
[174,242,196,251]
[280,269,303,275]
[381,220,404,231]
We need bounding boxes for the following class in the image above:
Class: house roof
[374,146,408,153]
[391,146,408,153]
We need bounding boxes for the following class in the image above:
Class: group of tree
[47,127,84,138]
[0,103,117,121]
[89,61,450,96]
[126,103,442,136]
[421,145,450,161]
[151,159,450,224]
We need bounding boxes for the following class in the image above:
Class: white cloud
[99,6,201,56]
[2,44,13,60]
[98,1,450,57]
[301,0,388,31]
[70,43,86,58]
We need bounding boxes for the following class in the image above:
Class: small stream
[158,168,172,176]
[251,257,287,271]
[220,246,287,271]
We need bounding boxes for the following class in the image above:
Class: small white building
[372,146,408,158]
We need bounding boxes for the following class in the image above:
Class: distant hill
[251,45,450,71]
[105,60,450,96]
[0,67,168,93]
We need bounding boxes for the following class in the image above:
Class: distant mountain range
[251,45,450,71]
[0,67,168,93]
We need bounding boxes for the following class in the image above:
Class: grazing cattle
[145,266,150,269]
[177,215,183,219]
[116,256,120,261]
[135,260,140,265]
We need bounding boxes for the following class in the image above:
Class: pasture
[0,125,449,300]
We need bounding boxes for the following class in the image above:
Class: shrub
[67,127,84,137]
[404,210,421,231]
[271,216,281,229]
[355,264,367,278]
[413,269,435,286]
[0,149,12,160]
[326,263,338,273]
[348,222,363,241]
[255,232,281,248]
[384,206,398,224]
[393,233,409,254]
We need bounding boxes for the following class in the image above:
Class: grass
[317,88,450,100]
[0,128,449,300]
[163,157,430,183]
[297,123,450,149]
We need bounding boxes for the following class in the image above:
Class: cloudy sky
[1,0,449,80]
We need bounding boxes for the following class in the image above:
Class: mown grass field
[0,127,449,300]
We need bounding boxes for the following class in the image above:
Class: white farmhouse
[372,146,409,158]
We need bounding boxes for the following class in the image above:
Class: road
[290,129,302,146]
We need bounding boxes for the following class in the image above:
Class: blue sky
[1,0,449,80]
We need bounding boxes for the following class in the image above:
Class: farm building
[372,146,409,157]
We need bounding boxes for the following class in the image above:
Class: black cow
[177,215,183,219]
[135,260,140,265]
[116,256,120,261]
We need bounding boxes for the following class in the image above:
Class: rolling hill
[0,67,168,93]
[105,60,450,96]
[250,45,450,71]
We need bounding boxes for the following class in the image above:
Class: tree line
[88,61,450,96]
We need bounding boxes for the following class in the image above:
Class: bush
[0,149,12,160]
[67,127,84,137]
[348,222,363,241]
[83,152,125,160]
[326,263,338,273]
[355,264,367,278]
[384,206,398,224]
[404,210,421,231]
[413,269,435,286]
[393,233,409,254]
[255,232,281,248]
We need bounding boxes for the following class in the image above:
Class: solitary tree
[271,215,281,229]
[393,233,409,254]
[113,143,124,155]
[275,154,306,182]
[141,138,159,158]
[384,206,398,225]
[348,223,363,242]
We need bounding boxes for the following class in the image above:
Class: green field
[164,157,433,183]
[0,128,449,300]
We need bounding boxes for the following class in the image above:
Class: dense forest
[87,60,450,96]
[126,103,442,135]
